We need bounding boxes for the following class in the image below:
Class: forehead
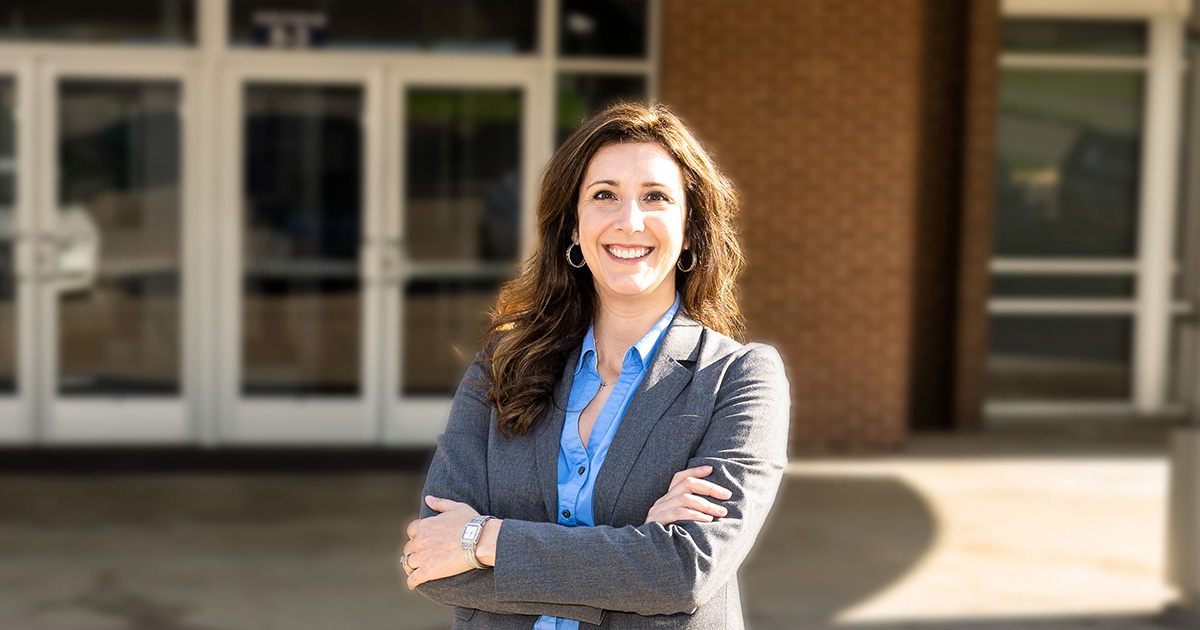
[584,142,683,187]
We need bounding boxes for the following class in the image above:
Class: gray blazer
[416,310,790,629]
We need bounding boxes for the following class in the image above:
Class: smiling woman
[401,102,789,630]
[573,142,688,319]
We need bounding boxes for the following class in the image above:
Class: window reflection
[556,74,646,146]
[990,275,1134,298]
[229,0,536,52]
[1002,19,1147,56]
[403,278,499,396]
[406,89,522,263]
[559,0,647,58]
[57,81,182,396]
[0,0,194,44]
[994,69,1143,257]
[242,84,362,396]
[401,87,523,395]
[987,316,1131,400]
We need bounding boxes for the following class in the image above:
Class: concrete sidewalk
[0,429,1179,630]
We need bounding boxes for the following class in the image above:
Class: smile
[605,245,653,260]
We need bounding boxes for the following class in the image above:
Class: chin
[596,275,672,301]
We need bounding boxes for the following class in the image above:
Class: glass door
[217,63,540,445]
[217,66,383,444]
[37,63,194,443]
[383,69,540,444]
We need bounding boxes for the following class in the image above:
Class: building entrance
[217,61,539,445]
[0,56,544,446]
[0,0,656,447]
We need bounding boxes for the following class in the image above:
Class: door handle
[11,232,56,283]
[363,237,405,286]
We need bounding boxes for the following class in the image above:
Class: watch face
[463,524,481,540]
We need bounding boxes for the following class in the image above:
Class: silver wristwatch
[460,515,495,570]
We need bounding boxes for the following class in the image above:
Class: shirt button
[578,466,586,475]
[562,509,571,519]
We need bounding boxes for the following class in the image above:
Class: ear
[571,227,578,244]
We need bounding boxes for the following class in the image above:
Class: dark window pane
[58,81,182,396]
[0,79,13,394]
[0,0,194,44]
[560,0,647,58]
[1003,19,1147,56]
[405,89,522,263]
[229,0,537,53]
[987,316,1131,400]
[994,69,1143,257]
[557,73,647,146]
[990,275,1135,298]
[403,277,500,396]
[242,84,362,396]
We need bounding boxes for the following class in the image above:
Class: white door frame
[0,59,35,443]
[36,59,198,444]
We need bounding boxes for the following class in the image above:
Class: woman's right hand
[644,464,733,525]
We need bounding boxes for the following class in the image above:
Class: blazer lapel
[592,311,702,524]
[535,348,580,523]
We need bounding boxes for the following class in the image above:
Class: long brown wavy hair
[482,102,745,437]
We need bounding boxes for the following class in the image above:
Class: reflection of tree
[407,90,522,262]
[995,127,1138,257]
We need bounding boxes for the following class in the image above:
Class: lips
[605,245,653,260]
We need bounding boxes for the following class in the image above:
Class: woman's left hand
[401,496,482,590]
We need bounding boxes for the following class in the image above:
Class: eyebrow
[585,179,673,189]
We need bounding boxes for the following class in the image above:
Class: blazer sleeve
[490,343,790,616]
[413,353,607,626]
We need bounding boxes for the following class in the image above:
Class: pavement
[0,425,1185,629]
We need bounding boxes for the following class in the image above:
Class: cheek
[663,213,687,248]
[578,216,602,244]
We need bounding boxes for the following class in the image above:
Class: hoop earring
[677,249,698,273]
[565,243,587,269]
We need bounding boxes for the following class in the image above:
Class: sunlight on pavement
[781,457,1174,624]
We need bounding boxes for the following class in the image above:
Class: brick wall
[662,0,923,450]
[661,0,999,449]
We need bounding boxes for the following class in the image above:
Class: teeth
[607,246,651,259]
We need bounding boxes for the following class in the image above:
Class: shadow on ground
[742,474,937,625]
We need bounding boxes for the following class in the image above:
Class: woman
[400,102,789,629]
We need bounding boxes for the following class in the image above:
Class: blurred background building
[0,0,1192,452]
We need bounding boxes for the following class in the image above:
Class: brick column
[662,0,925,450]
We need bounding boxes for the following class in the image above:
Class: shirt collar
[576,294,681,376]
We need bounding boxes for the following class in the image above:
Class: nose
[615,198,645,233]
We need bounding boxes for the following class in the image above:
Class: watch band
[460,515,495,570]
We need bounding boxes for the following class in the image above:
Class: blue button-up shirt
[532,295,680,630]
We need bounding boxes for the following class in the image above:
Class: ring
[400,553,412,572]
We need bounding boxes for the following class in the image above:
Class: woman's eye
[645,191,670,202]
[593,190,617,201]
